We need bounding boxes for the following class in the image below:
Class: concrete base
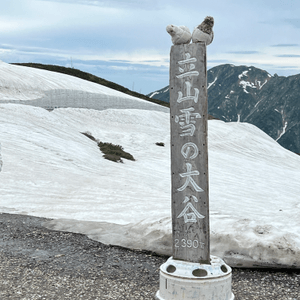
[155,256,234,300]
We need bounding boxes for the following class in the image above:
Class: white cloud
[37,0,163,10]
[1,0,300,92]
[285,18,300,28]
[271,44,299,47]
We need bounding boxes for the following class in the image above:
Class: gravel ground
[0,212,299,300]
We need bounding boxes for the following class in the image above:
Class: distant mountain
[147,87,170,103]
[148,86,171,103]
[147,64,300,154]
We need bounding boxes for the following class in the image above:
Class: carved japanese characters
[170,43,210,262]
[173,52,205,225]
[166,16,214,46]
[166,25,192,45]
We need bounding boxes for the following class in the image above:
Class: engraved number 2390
[174,239,203,249]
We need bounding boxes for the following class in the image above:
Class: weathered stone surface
[170,43,209,263]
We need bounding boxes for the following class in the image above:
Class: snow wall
[0,89,169,113]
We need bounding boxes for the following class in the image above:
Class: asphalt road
[0,213,299,299]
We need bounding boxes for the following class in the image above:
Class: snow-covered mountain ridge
[148,64,300,154]
[12,62,168,108]
[0,61,168,113]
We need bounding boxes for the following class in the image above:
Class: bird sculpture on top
[166,16,214,46]
[166,25,192,45]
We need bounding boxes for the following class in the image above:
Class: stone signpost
[156,18,234,300]
[170,43,210,264]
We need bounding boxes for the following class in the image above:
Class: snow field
[1,103,300,268]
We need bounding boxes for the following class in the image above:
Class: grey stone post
[169,42,210,264]
[156,21,234,300]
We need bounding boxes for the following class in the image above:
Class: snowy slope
[0,143,2,171]
[1,103,300,268]
[0,61,168,112]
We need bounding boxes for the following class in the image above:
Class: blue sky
[0,0,300,94]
